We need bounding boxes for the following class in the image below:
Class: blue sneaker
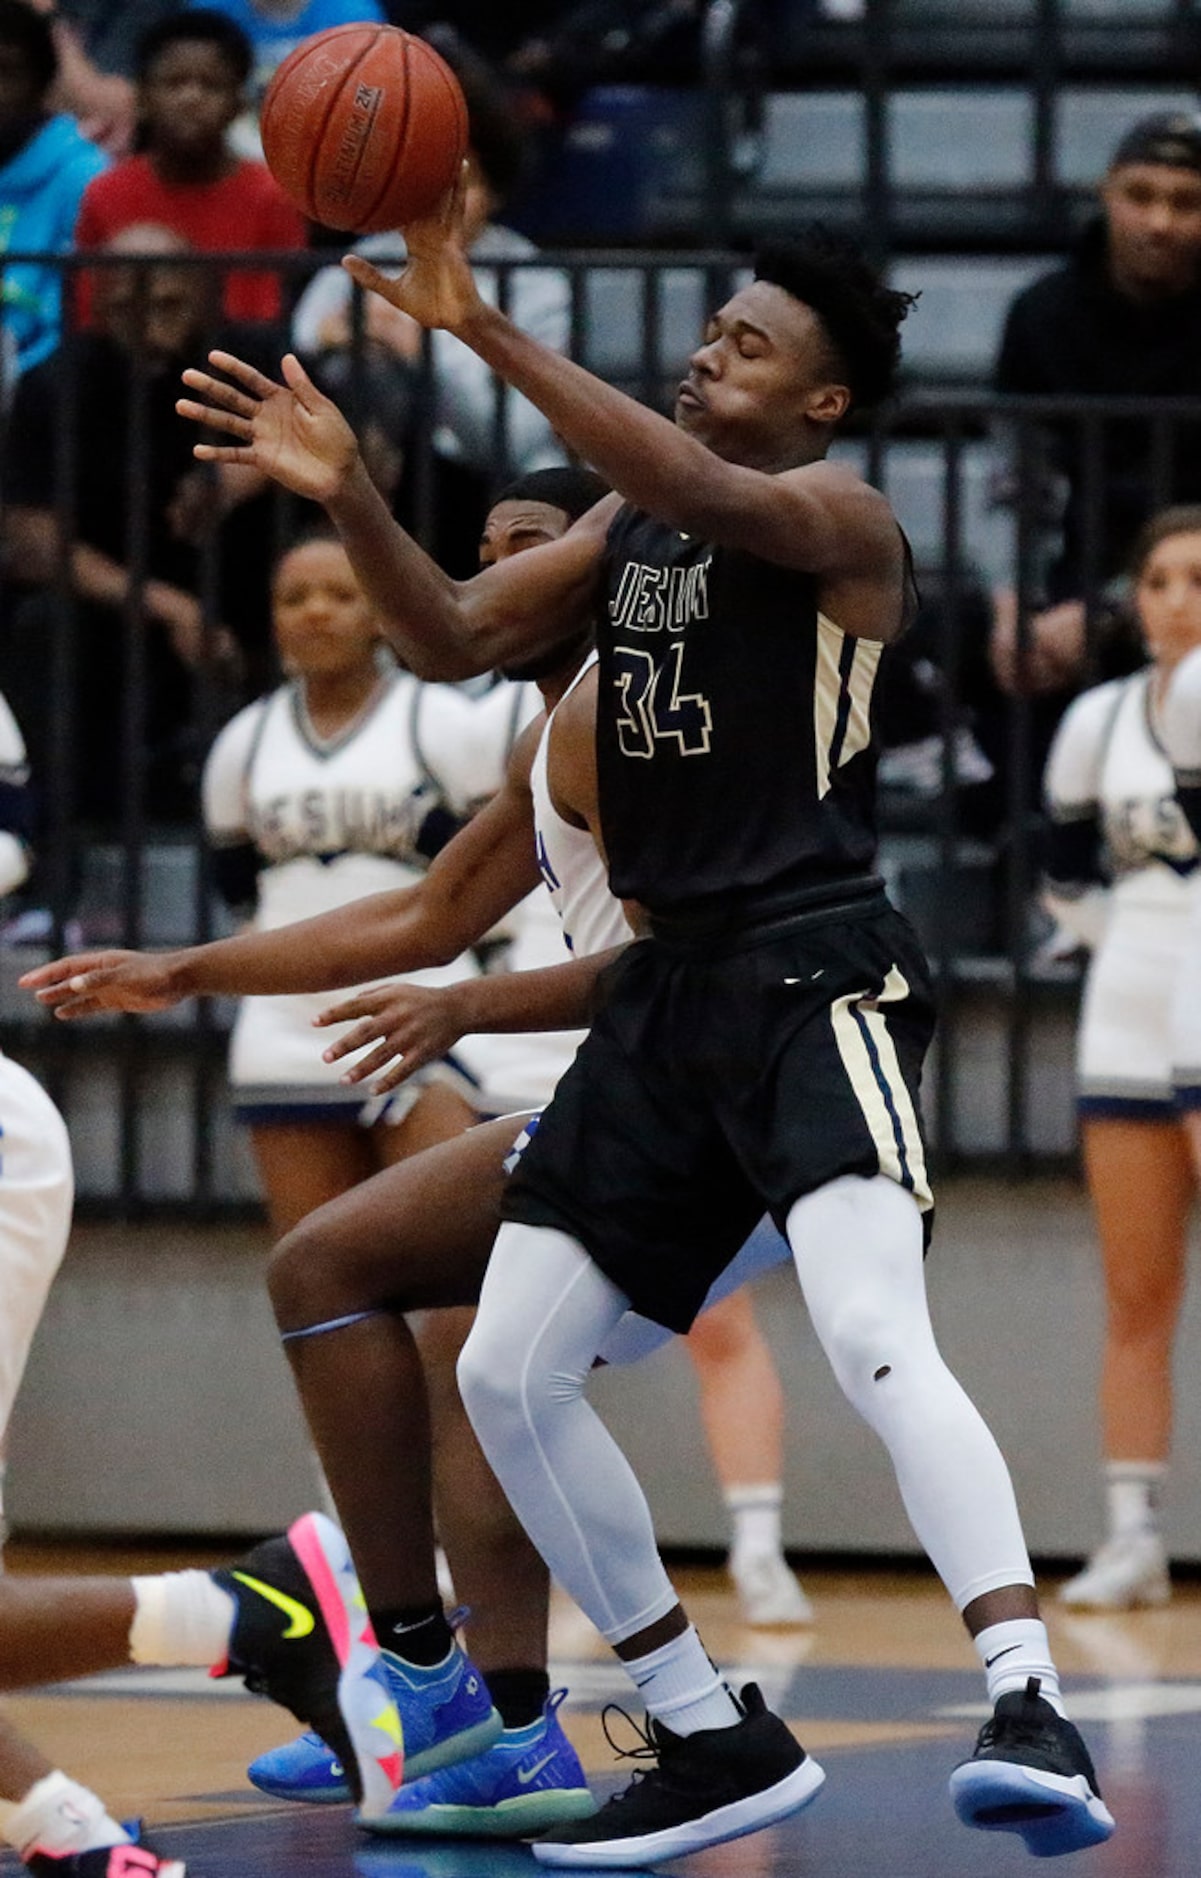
[248,1640,502,1805]
[361,1690,597,1838]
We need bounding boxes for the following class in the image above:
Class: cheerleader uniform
[203,666,531,1124]
[1044,667,1198,1117]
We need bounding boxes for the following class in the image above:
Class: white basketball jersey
[528,652,631,960]
[464,657,633,1113]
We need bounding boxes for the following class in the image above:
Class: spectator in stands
[1041,506,1201,1610]
[0,0,105,380]
[1,225,274,826]
[194,0,385,155]
[75,10,306,327]
[292,30,568,573]
[27,0,181,156]
[991,111,1201,709]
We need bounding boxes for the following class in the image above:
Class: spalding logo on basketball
[261,23,469,234]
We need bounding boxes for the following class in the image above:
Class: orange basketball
[261,24,469,234]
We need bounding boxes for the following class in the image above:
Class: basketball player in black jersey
[174,216,1114,1866]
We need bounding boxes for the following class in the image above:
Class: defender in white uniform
[1044,505,1201,1612]
[461,653,626,1115]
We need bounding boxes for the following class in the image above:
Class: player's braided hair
[753,229,916,411]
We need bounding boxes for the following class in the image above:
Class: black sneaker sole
[950,1760,1116,1856]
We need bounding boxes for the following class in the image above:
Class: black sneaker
[24,1827,185,1875]
[950,1676,1115,1856]
[211,1511,402,1818]
[531,1682,825,1868]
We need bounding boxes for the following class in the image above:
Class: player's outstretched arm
[317,945,629,1095]
[347,194,899,603]
[177,350,611,679]
[20,735,545,1018]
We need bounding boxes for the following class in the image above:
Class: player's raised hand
[19,950,185,1018]
[315,979,469,1094]
[342,166,483,336]
[177,352,360,504]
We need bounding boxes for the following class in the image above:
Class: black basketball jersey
[596,505,893,914]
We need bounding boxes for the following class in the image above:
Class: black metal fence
[0,246,1191,1207]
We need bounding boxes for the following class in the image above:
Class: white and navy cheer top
[203,666,530,1119]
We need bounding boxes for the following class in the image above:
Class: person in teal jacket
[0,0,105,379]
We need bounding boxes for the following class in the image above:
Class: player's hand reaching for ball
[315,978,471,1094]
[341,169,484,337]
[19,950,185,1018]
[177,352,360,504]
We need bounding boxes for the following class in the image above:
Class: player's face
[1103,163,1201,295]
[676,281,851,467]
[478,499,570,566]
[140,42,241,156]
[480,498,592,681]
[272,540,379,678]
[1136,529,1201,669]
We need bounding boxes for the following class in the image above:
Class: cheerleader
[203,528,522,1233]
[1044,506,1201,1608]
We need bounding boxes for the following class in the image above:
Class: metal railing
[0,246,1192,1205]
[564,0,1201,252]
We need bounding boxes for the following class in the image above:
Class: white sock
[623,1626,742,1736]
[0,1772,130,1858]
[726,1484,784,1561]
[1105,1461,1165,1539]
[129,1570,237,1667]
[974,1618,1065,1716]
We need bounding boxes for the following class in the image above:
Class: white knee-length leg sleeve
[0,1058,72,1438]
[788,1174,1033,1611]
[457,1220,682,1646]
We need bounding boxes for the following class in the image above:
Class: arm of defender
[21,736,545,1016]
[177,350,613,679]
[318,945,630,1094]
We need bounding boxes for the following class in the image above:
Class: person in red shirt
[74,7,306,324]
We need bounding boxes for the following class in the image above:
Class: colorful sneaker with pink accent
[211,1511,403,1816]
[24,1828,186,1875]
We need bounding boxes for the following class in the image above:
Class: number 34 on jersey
[609,552,714,761]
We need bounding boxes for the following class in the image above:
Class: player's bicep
[420,765,542,952]
[452,500,616,658]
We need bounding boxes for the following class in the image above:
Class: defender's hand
[20,950,184,1018]
[177,351,360,505]
[315,979,469,1095]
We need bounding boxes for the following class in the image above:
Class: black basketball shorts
[500,893,936,1332]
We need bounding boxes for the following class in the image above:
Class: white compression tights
[787,1175,1033,1611]
[458,1223,680,1646]
[458,1177,1032,1647]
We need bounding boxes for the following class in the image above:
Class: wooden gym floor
[0,1548,1192,1878]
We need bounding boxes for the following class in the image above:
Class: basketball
[260,24,469,234]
